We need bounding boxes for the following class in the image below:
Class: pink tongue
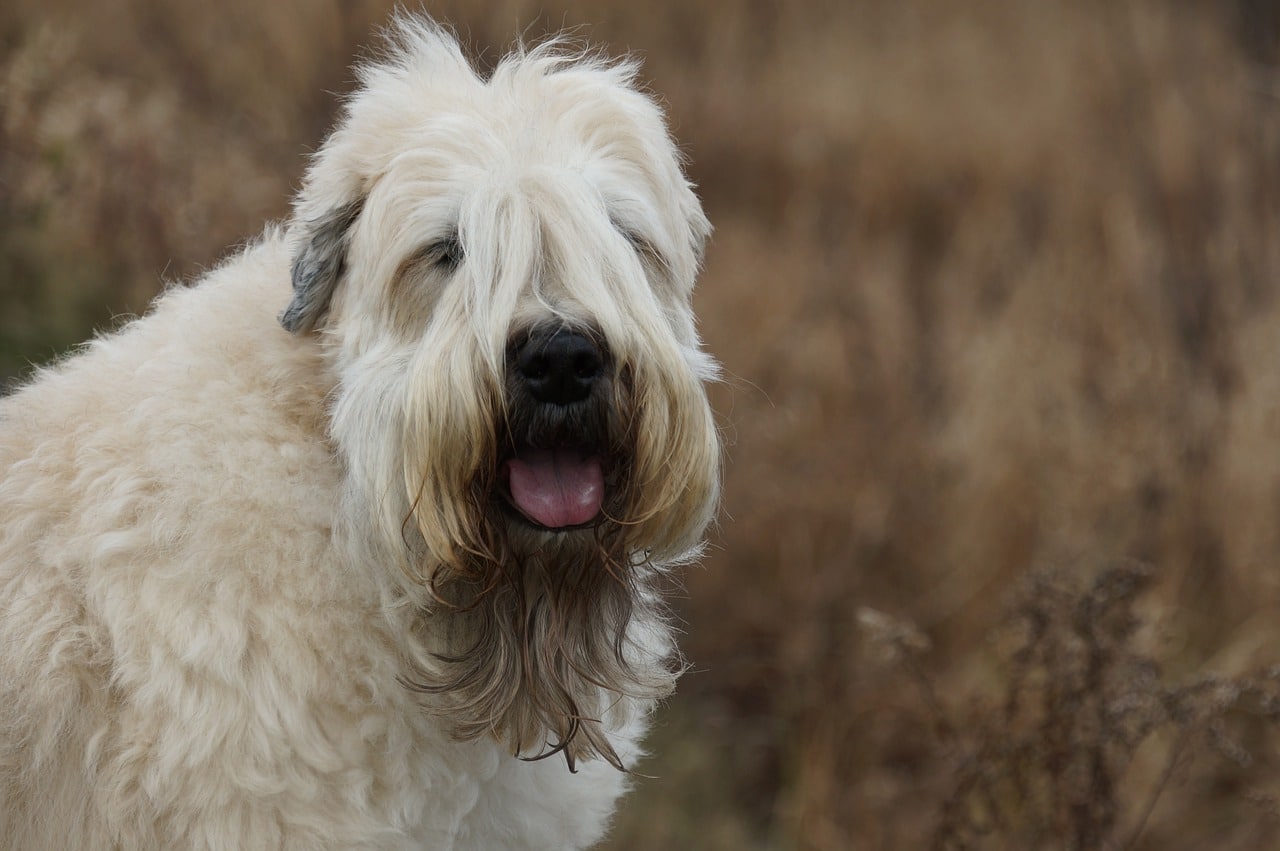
[505,448,604,529]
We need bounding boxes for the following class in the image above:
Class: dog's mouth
[499,445,605,530]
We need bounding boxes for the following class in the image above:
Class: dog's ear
[281,197,365,334]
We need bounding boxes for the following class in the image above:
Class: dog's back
[0,241,383,847]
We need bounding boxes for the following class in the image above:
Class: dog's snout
[514,329,604,405]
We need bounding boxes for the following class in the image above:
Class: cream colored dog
[0,16,718,849]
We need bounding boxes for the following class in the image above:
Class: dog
[0,15,719,849]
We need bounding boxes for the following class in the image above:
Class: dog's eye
[425,234,463,271]
[623,230,661,266]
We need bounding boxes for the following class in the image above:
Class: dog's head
[280,16,718,769]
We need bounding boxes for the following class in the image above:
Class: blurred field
[5,1,1280,847]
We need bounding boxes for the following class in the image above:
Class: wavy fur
[0,15,716,851]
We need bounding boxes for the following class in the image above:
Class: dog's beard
[405,522,674,772]
[397,365,683,771]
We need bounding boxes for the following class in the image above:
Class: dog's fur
[0,17,718,850]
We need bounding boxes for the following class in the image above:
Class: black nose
[513,328,604,405]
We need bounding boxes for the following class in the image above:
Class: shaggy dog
[0,16,719,850]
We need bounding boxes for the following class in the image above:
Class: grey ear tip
[279,304,312,334]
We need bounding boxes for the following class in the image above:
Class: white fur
[0,17,716,850]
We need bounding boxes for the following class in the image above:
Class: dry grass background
[4,1,1280,848]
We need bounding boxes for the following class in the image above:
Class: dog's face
[280,19,719,768]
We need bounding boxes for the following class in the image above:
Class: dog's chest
[398,733,636,850]
[272,607,640,850]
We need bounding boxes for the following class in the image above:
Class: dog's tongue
[506,448,604,529]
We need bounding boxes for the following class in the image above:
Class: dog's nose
[514,328,604,405]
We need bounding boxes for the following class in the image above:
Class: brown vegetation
[4,1,1280,847]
